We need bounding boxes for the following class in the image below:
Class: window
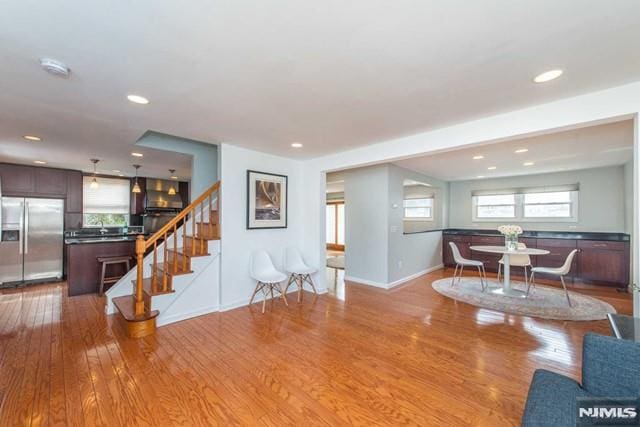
[83,177,130,227]
[472,185,579,222]
[475,194,516,219]
[326,202,345,250]
[523,191,572,218]
[404,198,434,220]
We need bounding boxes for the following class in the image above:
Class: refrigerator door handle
[18,201,24,255]
[24,201,29,254]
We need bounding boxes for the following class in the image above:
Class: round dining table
[469,245,550,297]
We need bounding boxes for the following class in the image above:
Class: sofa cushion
[522,369,590,427]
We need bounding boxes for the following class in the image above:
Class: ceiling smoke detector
[39,58,70,78]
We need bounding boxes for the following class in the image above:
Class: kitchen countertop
[64,233,146,245]
[442,228,630,242]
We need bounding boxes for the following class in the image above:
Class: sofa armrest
[582,333,640,397]
[522,369,587,427]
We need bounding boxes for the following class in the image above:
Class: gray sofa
[521,333,640,426]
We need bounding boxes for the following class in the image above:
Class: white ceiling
[394,120,634,181]
[1,1,640,170]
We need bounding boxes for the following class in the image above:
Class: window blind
[83,176,130,214]
[471,183,579,197]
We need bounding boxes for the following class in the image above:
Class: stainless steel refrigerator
[0,197,64,285]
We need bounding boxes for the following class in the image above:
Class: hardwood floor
[0,269,632,426]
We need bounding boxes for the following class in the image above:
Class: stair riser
[166,253,191,271]
[196,223,219,239]
[184,237,209,254]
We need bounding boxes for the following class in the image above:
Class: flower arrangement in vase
[498,224,523,251]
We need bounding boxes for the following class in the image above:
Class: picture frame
[246,170,288,229]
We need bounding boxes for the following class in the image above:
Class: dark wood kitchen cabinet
[577,240,629,286]
[0,163,35,195]
[35,167,67,195]
[130,177,146,215]
[66,170,83,213]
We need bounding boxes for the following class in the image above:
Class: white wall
[219,144,313,310]
[343,164,390,285]
[448,165,627,232]
[136,131,219,199]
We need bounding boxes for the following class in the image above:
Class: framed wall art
[247,170,288,229]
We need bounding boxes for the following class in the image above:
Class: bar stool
[97,256,132,295]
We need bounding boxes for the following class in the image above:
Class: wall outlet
[398,260,403,269]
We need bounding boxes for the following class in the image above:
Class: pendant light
[89,159,100,189]
[132,164,142,194]
[168,169,177,195]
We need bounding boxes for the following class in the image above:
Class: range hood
[144,179,183,210]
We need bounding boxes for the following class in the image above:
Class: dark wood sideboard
[442,231,630,288]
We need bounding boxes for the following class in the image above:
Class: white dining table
[469,245,550,297]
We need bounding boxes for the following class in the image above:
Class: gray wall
[137,131,219,200]
[388,164,446,283]
[448,165,626,232]
[625,160,634,234]
[344,164,390,284]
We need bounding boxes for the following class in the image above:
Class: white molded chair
[284,247,318,302]
[527,249,579,306]
[497,242,532,288]
[449,242,487,291]
[249,250,289,313]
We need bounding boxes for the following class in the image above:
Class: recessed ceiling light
[23,135,42,142]
[533,69,563,83]
[171,176,178,180]
[34,160,47,165]
[487,166,497,170]
[523,162,535,166]
[127,94,149,105]
[112,169,121,173]
[131,152,144,158]
[473,155,484,160]
[514,148,528,154]
[118,174,124,177]
[291,143,303,148]
[476,175,485,179]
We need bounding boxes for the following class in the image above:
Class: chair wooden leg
[304,274,318,294]
[284,274,295,294]
[296,275,302,303]
[250,281,263,305]
[560,276,572,307]
[275,282,289,307]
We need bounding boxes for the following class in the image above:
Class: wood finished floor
[0,269,632,426]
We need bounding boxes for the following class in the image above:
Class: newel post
[135,235,145,316]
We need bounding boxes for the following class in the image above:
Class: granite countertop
[64,233,146,245]
[442,228,630,242]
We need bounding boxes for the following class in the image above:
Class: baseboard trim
[346,264,444,290]
[157,305,220,327]
[220,285,328,312]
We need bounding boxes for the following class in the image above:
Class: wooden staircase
[113,181,221,337]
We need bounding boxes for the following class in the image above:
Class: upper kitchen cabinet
[35,167,67,195]
[66,170,83,213]
[0,163,35,195]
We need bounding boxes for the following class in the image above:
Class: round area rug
[432,277,616,321]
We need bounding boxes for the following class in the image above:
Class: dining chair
[249,250,289,313]
[449,242,487,291]
[527,249,579,306]
[284,247,318,302]
[497,242,532,289]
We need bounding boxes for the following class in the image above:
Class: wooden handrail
[134,181,220,316]
[144,181,220,249]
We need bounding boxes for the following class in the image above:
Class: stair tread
[113,295,159,322]
[186,233,220,241]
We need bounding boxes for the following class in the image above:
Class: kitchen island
[65,234,142,296]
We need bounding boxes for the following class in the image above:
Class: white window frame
[472,191,579,223]
[82,176,131,228]
[404,197,435,222]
